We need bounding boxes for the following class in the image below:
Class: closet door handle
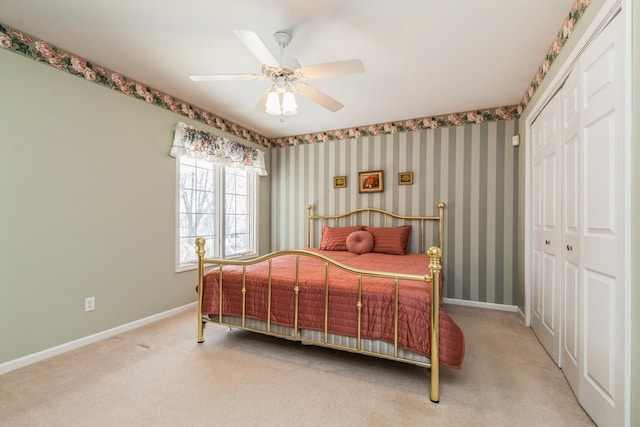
[545,240,550,245]
[567,244,573,251]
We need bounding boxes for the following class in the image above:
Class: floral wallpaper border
[0,0,590,149]
[269,106,520,147]
[517,0,591,115]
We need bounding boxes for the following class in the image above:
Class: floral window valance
[170,122,267,176]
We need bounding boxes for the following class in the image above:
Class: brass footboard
[195,239,443,403]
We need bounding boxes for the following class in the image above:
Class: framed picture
[398,172,413,185]
[333,176,346,188]
[358,170,384,193]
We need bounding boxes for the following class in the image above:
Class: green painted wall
[0,48,271,364]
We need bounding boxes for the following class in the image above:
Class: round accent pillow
[346,230,374,254]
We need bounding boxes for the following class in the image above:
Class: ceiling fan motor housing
[273,31,292,49]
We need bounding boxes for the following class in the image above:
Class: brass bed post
[241,266,247,328]
[437,202,446,303]
[394,278,399,358]
[356,275,363,350]
[294,255,300,338]
[306,204,312,247]
[267,259,273,332]
[438,202,446,260]
[195,237,206,343]
[324,263,329,344]
[428,246,442,403]
[218,267,223,325]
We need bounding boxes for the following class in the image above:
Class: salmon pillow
[365,225,412,255]
[346,231,374,254]
[320,226,365,251]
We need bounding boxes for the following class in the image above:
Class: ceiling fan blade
[232,30,280,68]
[297,59,365,80]
[189,74,265,82]
[293,82,343,112]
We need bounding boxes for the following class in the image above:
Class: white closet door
[578,14,624,427]
[530,91,562,365]
[561,64,580,393]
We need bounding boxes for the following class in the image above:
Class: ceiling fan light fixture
[281,90,298,115]
[265,89,281,115]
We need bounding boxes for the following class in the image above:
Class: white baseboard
[443,297,519,313]
[0,302,196,376]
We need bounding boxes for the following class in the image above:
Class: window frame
[175,156,258,273]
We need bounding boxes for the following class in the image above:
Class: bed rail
[195,239,443,403]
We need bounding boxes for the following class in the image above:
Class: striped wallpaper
[270,119,519,305]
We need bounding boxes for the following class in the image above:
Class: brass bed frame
[195,202,446,402]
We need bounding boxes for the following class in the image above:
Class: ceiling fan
[189,30,365,115]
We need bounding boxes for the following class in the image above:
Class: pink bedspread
[201,249,465,369]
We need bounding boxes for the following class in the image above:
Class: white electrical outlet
[85,296,95,312]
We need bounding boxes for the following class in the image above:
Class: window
[225,167,253,257]
[176,156,257,271]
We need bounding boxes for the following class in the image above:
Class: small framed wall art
[333,176,347,188]
[358,170,384,193]
[398,172,413,185]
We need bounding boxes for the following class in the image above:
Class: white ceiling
[1,0,575,140]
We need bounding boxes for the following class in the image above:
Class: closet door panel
[530,92,562,365]
[543,153,558,230]
[532,244,541,318]
[581,108,620,421]
[541,253,557,332]
[561,65,580,392]
[563,262,579,364]
[578,14,623,427]
[584,113,617,240]
[583,270,615,394]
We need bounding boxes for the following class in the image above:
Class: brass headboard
[306,202,446,255]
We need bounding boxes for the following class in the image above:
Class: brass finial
[195,237,206,258]
[428,246,442,258]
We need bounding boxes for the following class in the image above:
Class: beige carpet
[0,305,593,426]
